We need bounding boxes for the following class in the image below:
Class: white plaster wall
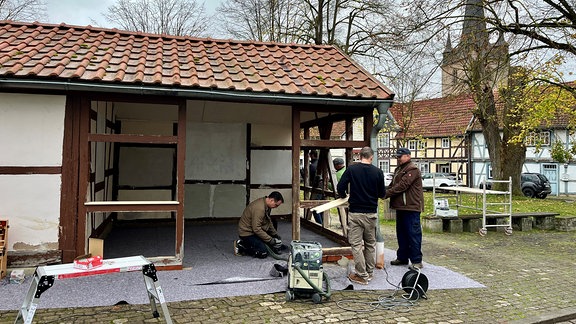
[251,150,292,184]
[251,124,291,146]
[0,175,61,251]
[114,102,178,123]
[185,122,247,180]
[184,183,246,218]
[187,101,291,126]
[0,93,66,166]
[0,93,65,253]
[183,101,294,217]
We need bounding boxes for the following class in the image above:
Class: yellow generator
[285,240,330,304]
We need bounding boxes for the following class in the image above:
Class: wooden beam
[59,95,81,263]
[300,113,357,129]
[300,139,368,148]
[0,166,61,174]
[292,107,301,241]
[88,133,178,144]
[175,101,186,261]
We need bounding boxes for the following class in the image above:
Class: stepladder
[14,255,172,324]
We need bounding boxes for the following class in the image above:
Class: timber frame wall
[60,94,186,269]
[292,105,374,242]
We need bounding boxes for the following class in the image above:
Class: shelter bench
[422,212,558,233]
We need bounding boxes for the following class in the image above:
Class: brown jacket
[385,161,424,212]
[237,197,278,242]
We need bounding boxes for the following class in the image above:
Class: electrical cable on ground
[334,266,425,313]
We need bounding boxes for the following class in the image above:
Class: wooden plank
[310,197,349,214]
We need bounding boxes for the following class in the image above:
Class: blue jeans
[239,235,268,258]
[395,210,423,263]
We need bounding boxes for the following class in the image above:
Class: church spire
[445,32,453,52]
[461,0,488,47]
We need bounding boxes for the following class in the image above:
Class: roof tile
[391,94,477,138]
[0,21,393,99]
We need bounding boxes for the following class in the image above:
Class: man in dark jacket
[337,147,386,285]
[385,147,424,269]
[234,191,284,258]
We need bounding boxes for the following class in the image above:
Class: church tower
[441,0,509,97]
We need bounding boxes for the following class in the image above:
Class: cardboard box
[73,254,103,270]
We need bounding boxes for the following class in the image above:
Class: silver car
[421,173,461,190]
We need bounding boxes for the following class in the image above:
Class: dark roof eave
[0,79,395,108]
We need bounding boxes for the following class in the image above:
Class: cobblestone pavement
[2,225,576,324]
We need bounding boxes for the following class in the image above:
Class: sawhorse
[14,255,172,324]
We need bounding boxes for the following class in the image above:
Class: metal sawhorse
[14,255,172,324]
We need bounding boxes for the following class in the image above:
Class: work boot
[390,259,408,266]
[233,240,245,256]
[348,273,368,285]
[410,263,424,270]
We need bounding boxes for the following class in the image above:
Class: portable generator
[285,240,331,304]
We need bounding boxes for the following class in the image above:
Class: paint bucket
[375,241,385,269]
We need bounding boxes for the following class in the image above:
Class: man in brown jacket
[385,148,425,269]
[235,191,284,258]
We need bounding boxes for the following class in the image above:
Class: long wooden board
[310,197,349,214]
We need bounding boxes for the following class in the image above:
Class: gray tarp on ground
[0,221,483,310]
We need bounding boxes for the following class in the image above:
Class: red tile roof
[392,90,573,139]
[0,21,394,100]
[391,94,477,138]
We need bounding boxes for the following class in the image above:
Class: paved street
[2,224,576,323]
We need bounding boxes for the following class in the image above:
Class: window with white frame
[378,160,389,173]
[438,164,450,173]
[441,138,450,148]
[525,131,551,146]
[418,140,426,150]
[377,132,390,148]
[408,140,417,150]
[418,163,429,173]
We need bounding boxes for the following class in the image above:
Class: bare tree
[0,0,46,21]
[216,0,397,58]
[103,0,209,37]
[294,0,397,57]
[384,0,576,193]
[216,0,303,43]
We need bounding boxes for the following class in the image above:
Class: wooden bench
[423,212,558,233]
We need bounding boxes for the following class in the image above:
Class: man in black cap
[385,147,425,270]
[332,157,346,182]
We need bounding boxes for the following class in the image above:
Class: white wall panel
[0,175,61,251]
[0,93,65,166]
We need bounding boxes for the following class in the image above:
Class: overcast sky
[44,0,221,28]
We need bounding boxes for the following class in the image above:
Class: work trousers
[395,210,423,263]
[240,235,268,259]
[347,212,377,279]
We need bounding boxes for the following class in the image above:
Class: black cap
[333,158,345,165]
[395,147,411,157]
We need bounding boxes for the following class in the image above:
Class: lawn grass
[378,192,576,218]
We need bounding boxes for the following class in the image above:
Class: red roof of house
[392,89,573,139]
[0,21,394,101]
[391,94,477,138]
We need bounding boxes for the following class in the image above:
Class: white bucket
[375,241,385,269]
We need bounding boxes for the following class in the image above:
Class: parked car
[421,172,461,190]
[479,172,552,199]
